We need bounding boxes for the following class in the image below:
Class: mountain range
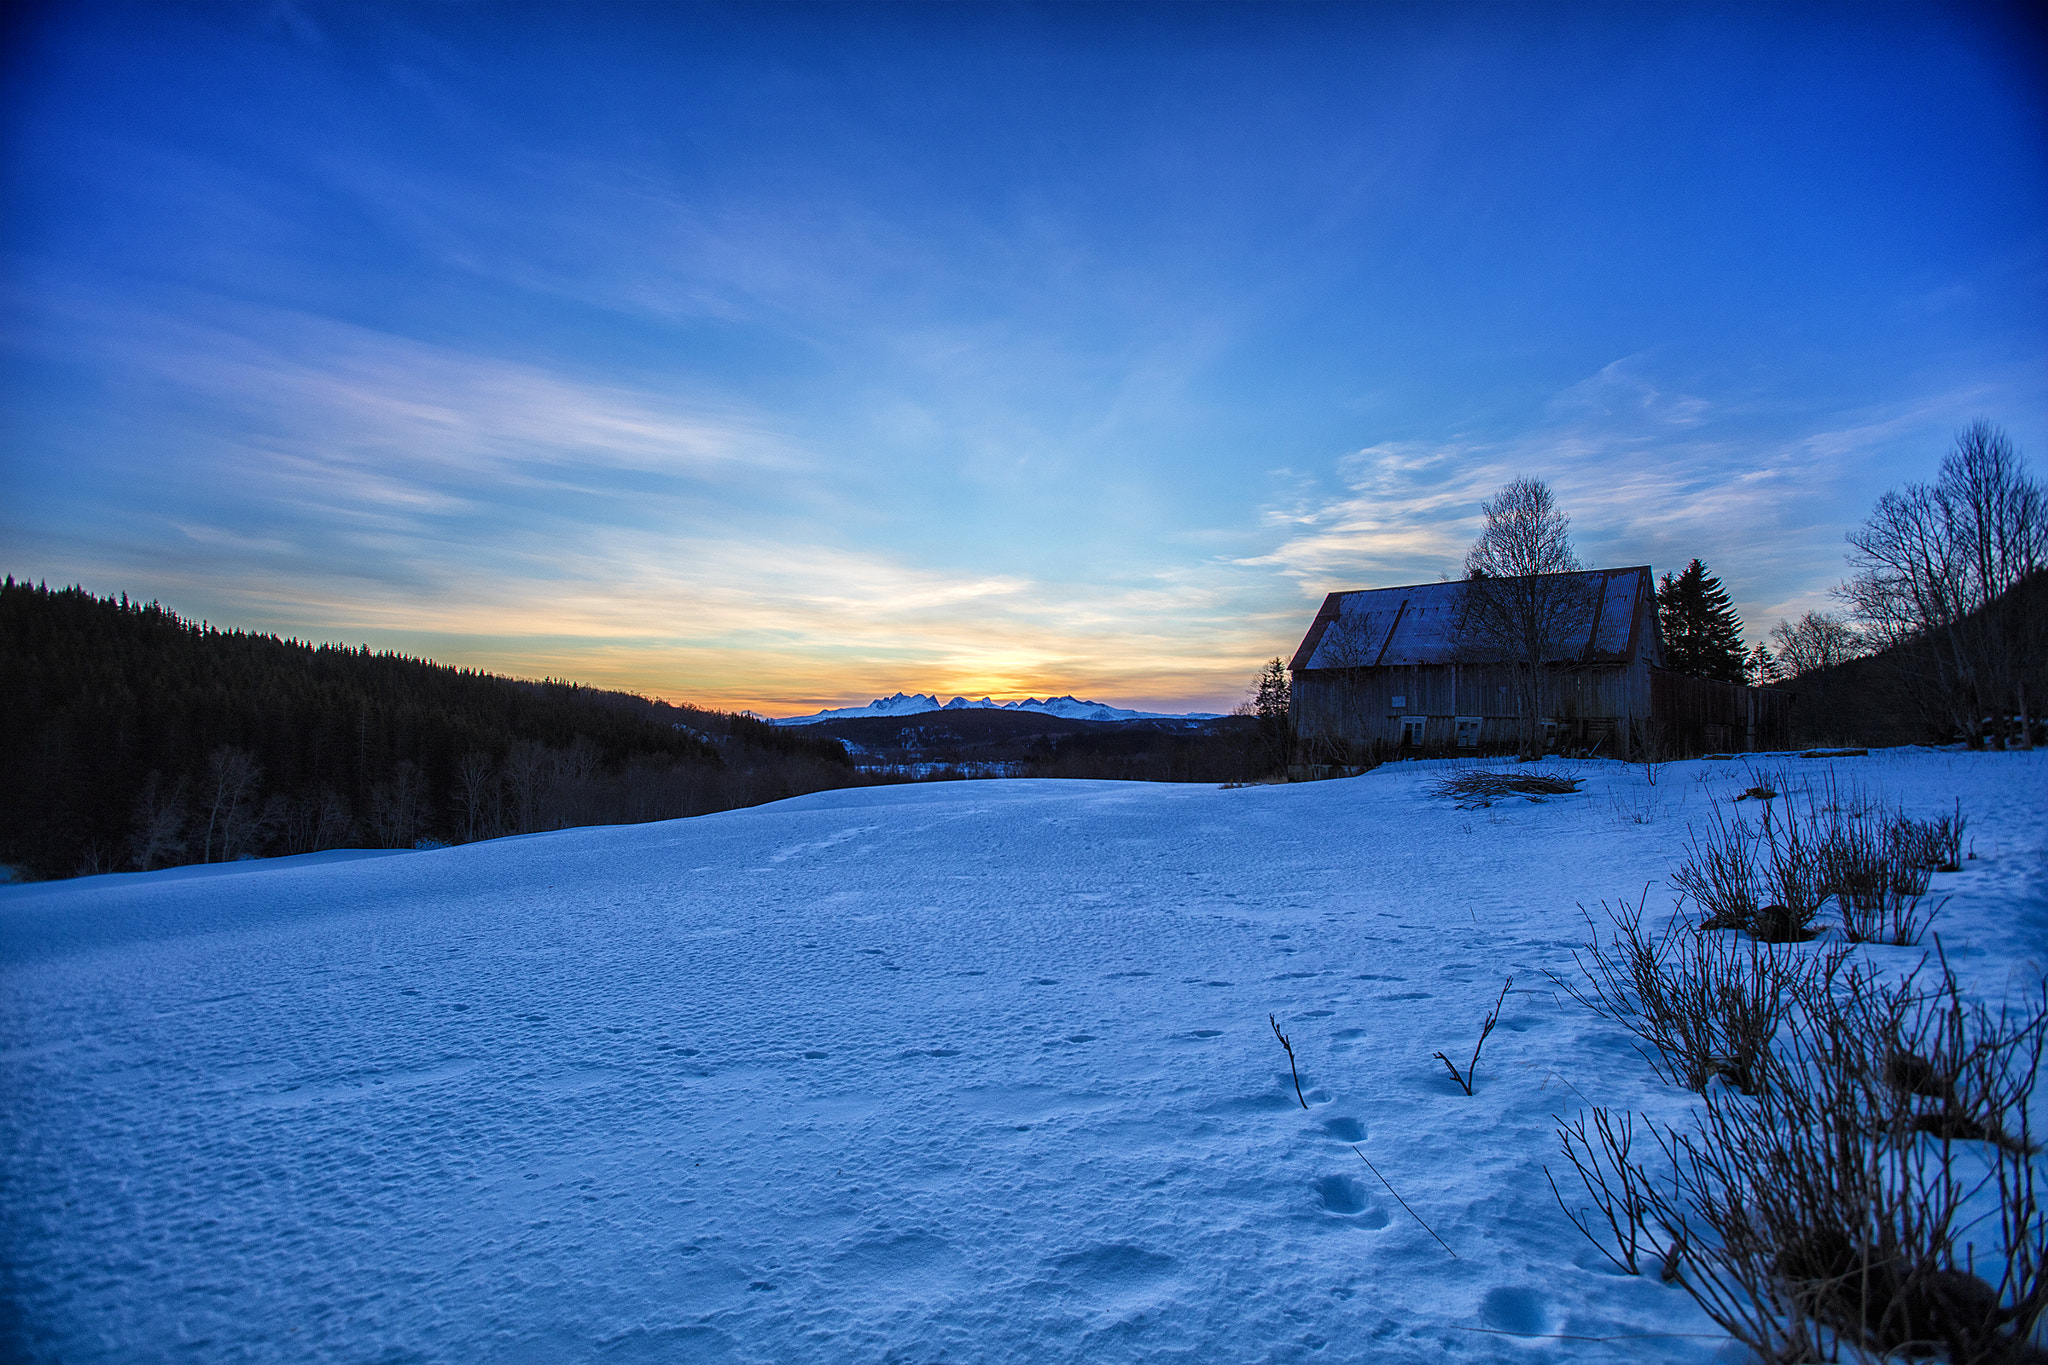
[770,692,1224,726]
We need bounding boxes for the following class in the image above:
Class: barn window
[1391,695,1406,708]
[1400,717,1426,748]
[1455,716,1481,748]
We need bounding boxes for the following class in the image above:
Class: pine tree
[1251,658,1291,725]
[1657,559,1749,684]
[1745,642,1783,687]
[1248,657,1293,774]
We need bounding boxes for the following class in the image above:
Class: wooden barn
[1287,566,1790,761]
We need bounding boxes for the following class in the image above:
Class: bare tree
[368,760,429,848]
[1841,421,2046,747]
[313,789,355,849]
[127,771,188,870]
[199,747,263,863]
[1769,611,1865,678]
[453,752,501,841]
[501,741,551,834]
[1307,612,1388,764]
[1460,478,1594,760]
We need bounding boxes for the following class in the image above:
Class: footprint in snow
[1042,1244,1176,1291]
[1479,1286,1553,1336]
[1320,1115,1365,1142]
[1314,1174,1370,1216]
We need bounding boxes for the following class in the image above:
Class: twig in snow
[1433,976,1511,1096]
[1269,1014,1307,1109]
[1353,1146,1456,1258]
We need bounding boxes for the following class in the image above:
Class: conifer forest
[0,580,857,881]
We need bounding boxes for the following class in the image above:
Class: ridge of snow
[772,691,1223,725]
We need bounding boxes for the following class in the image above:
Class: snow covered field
[3,748,2042,1363]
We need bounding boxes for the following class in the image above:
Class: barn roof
[1288,566,1663,671]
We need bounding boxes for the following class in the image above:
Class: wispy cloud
[4,284,1296,712]
[1240,359,2010,637]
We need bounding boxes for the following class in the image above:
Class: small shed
[1286,566,1788,759]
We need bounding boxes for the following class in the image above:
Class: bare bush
[1547,1108,1678,1278]
[1755,798,1828,942]
[1808,787,1946,947]
[1895,802,1968,874]
[1641,955,2048,1364]
[1672,804,1762,932]
[1549,892,1847,1094]
[1677,775,1959,947]
[1433,977,1511,1095]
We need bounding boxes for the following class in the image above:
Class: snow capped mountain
[771,691,1222,725]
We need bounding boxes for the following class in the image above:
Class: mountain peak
[771,693,1224,725]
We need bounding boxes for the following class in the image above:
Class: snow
[771,691,1224,724]
[2,748,2042,1363]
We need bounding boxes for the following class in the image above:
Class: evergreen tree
[1251,658,1291,725]
[1657,559,1748,684]
[1241,657,1293,774]
[1745,642,1783,687]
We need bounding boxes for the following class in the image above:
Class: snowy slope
[2,749,2042,1363]
[772,692,1223,724]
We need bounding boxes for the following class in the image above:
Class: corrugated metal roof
[1288,566,1662,671]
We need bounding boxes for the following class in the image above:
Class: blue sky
[4,1,2044,714]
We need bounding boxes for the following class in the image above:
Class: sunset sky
[4,1,2044,716]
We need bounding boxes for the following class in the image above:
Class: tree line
[1740,421,2044,748]
[0,581,860,881]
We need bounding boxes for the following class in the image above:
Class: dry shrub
[1756,799,1829,942]
[1639,955,2048,1364]
[1551,892,1848,1094]
[1673,776,1955,948]
[1548,1107,1680,1279]
[1673,803,1763,933]
[1894,802,1969,874]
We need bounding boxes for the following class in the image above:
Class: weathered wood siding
[1291,661,1653,753]
[1292,661,1791,756]
[1650,669,1792,753]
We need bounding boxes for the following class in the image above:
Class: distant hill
[1775,570,2047,749]
[802,708,1259,780]
[773,691,1224,725]
[0,580,855,880]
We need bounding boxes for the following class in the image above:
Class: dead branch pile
[1427,769,1583,806]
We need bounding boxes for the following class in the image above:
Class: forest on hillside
[0,581,861,881]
